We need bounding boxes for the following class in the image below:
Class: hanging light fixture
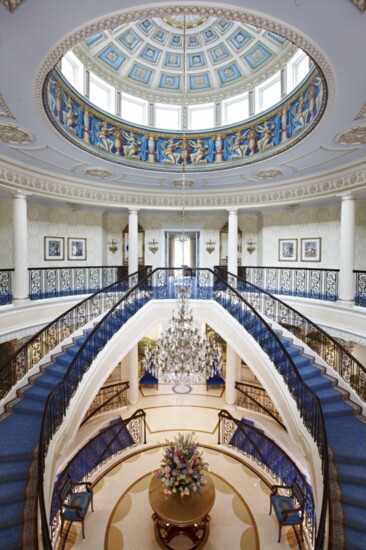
[144,16,223,385]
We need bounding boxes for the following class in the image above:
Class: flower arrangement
[157,432,209,498]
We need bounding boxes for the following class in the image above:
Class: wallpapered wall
[0,199,365,270]
[259,205,341,268]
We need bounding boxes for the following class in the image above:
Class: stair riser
[0,517,23,530]
[338,475,366,487]
[342,496,366,510]
[344,518,366,534]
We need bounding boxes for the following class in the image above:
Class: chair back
[292,480,305,513]
[59,476,73,505]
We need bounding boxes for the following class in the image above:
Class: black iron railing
[355,270,366,307]
[218,410,316,544]
[38,269,152,549]
[0,268,13,305]
[50,409,146,543]
[29,266,120,300]
[81,381,129,425]
[20,267,327,549]
[242,266,339,302]
[235,381,286,430]
[213,270,328,549]
[216,267,366,403]
[0,267,151,400]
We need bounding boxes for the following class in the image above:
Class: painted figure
[228,130,248,159]
[189,138,208,164]
[162,138,181,164]
[256,120,275,151]
[122,130,141,159]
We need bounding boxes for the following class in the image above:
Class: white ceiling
[0,0,365,212]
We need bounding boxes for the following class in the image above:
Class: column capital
[13,190,28,200]
[227,208,238,215]
[337,191,355,202]
[128,208,140,215]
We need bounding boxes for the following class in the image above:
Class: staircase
[0,330,91,549]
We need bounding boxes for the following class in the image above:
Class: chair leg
[82,520,85,539]
[278,525,281,543]
[269,500,272,515]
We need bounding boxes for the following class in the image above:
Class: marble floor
[57,385,307,550]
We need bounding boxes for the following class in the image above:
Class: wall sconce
[246,239,256,254]
[206,239,216,254]
[108,239,118,254]
[148,239,159,254]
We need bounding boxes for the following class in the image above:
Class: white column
[128,208,139,276]
[128,345,139,405]
[338,192,356,303]
[12,191,29,303]
[225,344,240,405]
[227,209,238,277]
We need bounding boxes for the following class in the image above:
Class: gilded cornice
[0,156,365,211]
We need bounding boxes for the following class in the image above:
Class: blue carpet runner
[231,331,366,550]
[0,297,147,549]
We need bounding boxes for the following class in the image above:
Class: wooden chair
[269,478,305,542]
[59,475,94,540]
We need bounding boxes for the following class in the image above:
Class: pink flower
[164,466,171,474]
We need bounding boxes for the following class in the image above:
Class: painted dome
[71,15,297,103]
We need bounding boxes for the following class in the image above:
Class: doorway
[165,231,200,268]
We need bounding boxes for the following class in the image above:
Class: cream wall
[0,199,365,270]
[258,204,341,268]
[0,200,12,268]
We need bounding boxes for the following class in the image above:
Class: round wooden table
[149,474,215,549]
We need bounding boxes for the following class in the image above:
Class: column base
[12,297,31,306]
[336,298,355,307]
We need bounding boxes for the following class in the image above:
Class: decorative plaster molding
[281,144,358,173]
[335,125,366,145]
[253,169,283,179]
[0,157,366,210]
[0,0,24,12]
[355,103,366,120]
[0,123,34,145]
[0,94,15,119]
[351,0,366,12]
[12,144,88,172]
[84,167,114,178]
[34,4,336,130]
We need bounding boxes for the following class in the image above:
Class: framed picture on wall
[68,237,87,260]
[301,238,321,262]
[44,237,64,261]
[278,239,297,261]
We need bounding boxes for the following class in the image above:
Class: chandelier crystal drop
[144,288,223,384]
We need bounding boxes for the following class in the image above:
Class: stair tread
[21,385,50,401]
[0,523,23,550]
[0,500,24,528]
[344,525,366,550]
[343,503,366,532]
[0,479,28,504]
[336,463,366,484]
[340,482,366,508]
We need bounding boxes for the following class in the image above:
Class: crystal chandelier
[144,287,223,384]
[143,17,223,385]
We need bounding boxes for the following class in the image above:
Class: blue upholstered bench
[59,475,94,540]
[269,478,305,542]
[206,372,225,391]
[139,370,158,389]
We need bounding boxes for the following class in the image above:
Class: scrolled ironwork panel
[279,269,291,294]
[266,268,277,292]
[310,270,321,299]
[326,271,337,301]
[29,269,41,299]
[295,269,306,296]
[60,268,72,294]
